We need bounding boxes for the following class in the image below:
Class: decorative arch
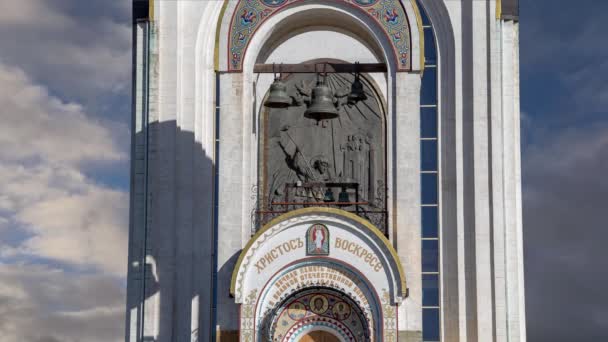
[414,1,458,340]
[262,287,371,341]
[230,207,405,340]
[223,0,419,72]
[230,207,406,301]
[254,259,384,340]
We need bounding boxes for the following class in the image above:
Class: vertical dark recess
[486,1,497,341]
[211,72,220,342]
[461,0,478,339]
[418,1,441,340]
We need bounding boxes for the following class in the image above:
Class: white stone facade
[126,1,526,341]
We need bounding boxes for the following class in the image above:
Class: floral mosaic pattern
[227,0,412,71]
[241,289,259,342]
[381,288,398,341]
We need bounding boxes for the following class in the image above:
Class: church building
[126,0,525,341]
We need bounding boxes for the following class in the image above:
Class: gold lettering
[353,244,363,256]
[264,253,273,264]
[333,237,383,272]
[253,238,305,272]
[255,261,264,273]
[374,262,382,272]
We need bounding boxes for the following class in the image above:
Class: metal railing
[256,182,388,235]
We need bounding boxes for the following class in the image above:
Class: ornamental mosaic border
[272,290,370,341]
[255,260,379,322]
[227,0,412,71]
[286,317,354,342]
[381,288,398,341]
[235,216,303,300]
[241,288,259,342]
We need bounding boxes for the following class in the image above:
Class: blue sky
[0,1,605,341]
[520,0,608,340]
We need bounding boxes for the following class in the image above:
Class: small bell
[338,188,350,204]
[323,188,335,202]
[304,81,339,121]
[348,73,367,104]
[264,78,291,108]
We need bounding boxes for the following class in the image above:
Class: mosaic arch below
[227,0,414,71]
[230,208,406,341]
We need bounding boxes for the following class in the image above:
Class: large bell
[348,74,367,104]
[304,82,339,121]
[264,79,291,108]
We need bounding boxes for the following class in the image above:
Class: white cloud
[0,2,131,341]
[0,0,70,28]
[0,0,131,101]
[0,263,124,342]
[1,164,128,275]
[0,63,128,276]
[0,61,128,340]
[0,63,125,164]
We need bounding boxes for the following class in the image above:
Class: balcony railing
[255,182,388,236]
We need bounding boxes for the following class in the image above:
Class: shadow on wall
[124,120,240,341]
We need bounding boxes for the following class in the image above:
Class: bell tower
[126,1,525,341]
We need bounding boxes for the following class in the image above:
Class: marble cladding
[126,1,526,341]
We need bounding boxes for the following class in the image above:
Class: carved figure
[277,125,316,182]
[312,155,337,182]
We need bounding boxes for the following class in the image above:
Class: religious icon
[309,295,329,315]
[332,301,352,320]
[306,224,330,255]
[287,302,307,320]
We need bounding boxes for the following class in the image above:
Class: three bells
[263,63,368,122]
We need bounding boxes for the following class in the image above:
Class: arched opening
[260,287,370,341]
[223,0,419,72]
[417,2,442,341]
[299,331,341,342]
[231,207,407,340]
[216,1,422,340]
[254,9,386,65]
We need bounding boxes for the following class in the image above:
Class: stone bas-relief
[259,72,386,228]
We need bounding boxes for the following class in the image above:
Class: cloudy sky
[0,0,605,341]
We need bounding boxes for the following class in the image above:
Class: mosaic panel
[267,290,370,341]
[307,223,330,256]
[227,0,412,71]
